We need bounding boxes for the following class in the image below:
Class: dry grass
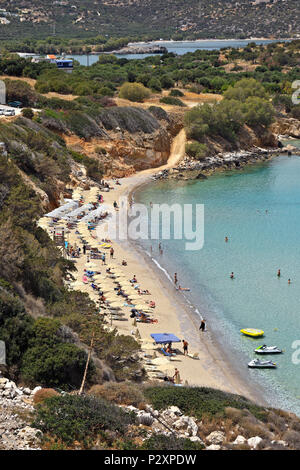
[282,430,300,449]
[239,416,271,440]
[88,381,145,407]
[33,388,59,405]
[0,75,37,87]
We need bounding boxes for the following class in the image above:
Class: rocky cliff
[271,117,300,139]
[60,107,184,178]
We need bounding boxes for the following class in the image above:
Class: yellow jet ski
[240,328,264,338]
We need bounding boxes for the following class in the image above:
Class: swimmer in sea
[230,272,234,279]
[277,269,281,278]
[225,236,228,242]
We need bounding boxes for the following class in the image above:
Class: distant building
[55,59,73,72]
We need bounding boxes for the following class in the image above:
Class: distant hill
[0,0,299,40]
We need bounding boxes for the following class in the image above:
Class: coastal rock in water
[206,431,226,445]
[247,436,263,449]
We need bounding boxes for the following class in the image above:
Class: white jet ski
[248,359,277,369]
[254,345,282,355]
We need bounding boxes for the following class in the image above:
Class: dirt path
[138,128,186,177]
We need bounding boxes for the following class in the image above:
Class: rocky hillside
[3,380,300,450]
[39,106,183,177]
[0,0,298,39]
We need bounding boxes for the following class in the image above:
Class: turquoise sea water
[135,155,300,414]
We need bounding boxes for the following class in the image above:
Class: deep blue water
[135,155,300,414]
[68,39,286,65]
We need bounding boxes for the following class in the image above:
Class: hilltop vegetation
[0,0,299,40]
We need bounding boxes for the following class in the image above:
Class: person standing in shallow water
[277,269,281,278]
[199,319,206,332]
[230,272,234,279]
[174,273,178,285]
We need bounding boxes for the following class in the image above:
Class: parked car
[7,101,22,108]
[3,110,15,116]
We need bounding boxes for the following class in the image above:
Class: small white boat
[248,359,277,369]
[254,345,282,355]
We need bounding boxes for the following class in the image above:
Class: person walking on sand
[110,247,114,259]
[277,269,281,278]
[182,339,189,356]
[83,244,86,255]
[199,319,206,332]
[174,273,178,286]
[102,253,106,265]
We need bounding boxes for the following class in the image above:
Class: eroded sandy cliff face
[61,108,184,178]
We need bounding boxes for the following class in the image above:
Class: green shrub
[4,79,38,107]
[20,317,94,390]
[32,394,136,446]
[242,97,275,127]
[148,78,162,92]
[224,78,268,102]
[185,101,244,142]
[160,75,175,90]
[148,106,169,121]
[142,434,204,450]
[169,89,184,97]
[159,96,186,107]
[185,142,208,160]
[119,82,151,102]
[21,108,34,119]
[144,386,268,421]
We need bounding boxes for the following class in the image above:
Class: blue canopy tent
[150,333,181,344]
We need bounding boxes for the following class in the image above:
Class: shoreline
[101,161,267,405]
[128,179,267,406]
[40,135,292,405]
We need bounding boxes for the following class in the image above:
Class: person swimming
[230,272,234,279]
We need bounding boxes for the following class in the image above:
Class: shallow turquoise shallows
[135,154,300,414]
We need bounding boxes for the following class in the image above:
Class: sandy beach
[38,130,264,404]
